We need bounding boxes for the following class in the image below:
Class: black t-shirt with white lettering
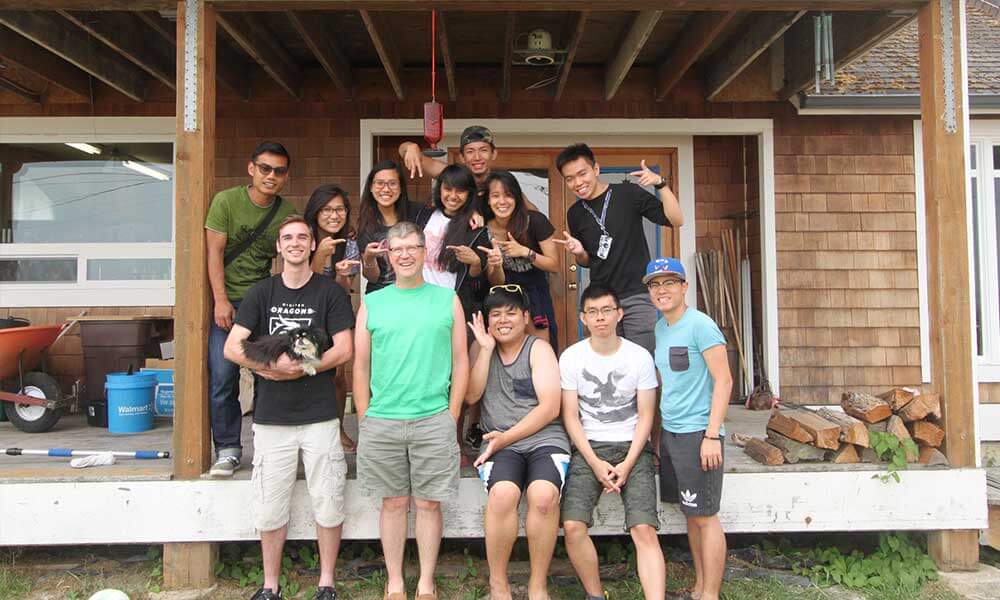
[566,182,671,298]
[235,273,354,425]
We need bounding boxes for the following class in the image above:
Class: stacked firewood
[741,388,948,467]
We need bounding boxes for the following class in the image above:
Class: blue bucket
[106,372,156,434]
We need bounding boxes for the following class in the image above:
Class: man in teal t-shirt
[647,257,732,600]
[203,141,297,478]
[353,221,468,600]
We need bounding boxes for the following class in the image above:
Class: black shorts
[659,430,724,517]
[477,445,571,494]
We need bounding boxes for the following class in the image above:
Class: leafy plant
[0,565,31,600]
[147,559,164,593]
[457,548,478,582]
[794,533,938,593]
[869,430,918,483]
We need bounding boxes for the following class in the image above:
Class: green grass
[0,564,31,600]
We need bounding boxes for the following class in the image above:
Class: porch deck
[0,407,945,482]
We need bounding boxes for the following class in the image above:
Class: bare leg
[316,523,343,587]
[484,482,522,600]
[524,481,560,600]
[414,498,444,596]
[687,524,703,600]
[333,371,355,451]
[381,496,410,595]
[260,525,288,591]
[629,524,665,600]
[690,515,726,600]
[563,520,603,597]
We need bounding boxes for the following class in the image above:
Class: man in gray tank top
[466,285,569,600]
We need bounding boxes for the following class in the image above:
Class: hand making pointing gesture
[552,230,585,256]
[629,159,666,189]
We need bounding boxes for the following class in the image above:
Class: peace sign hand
[334,259,361,277]
[495,232,528,258]
[629,159,664,188]
[446,244,480,266]
[478,245,503,269]
[363,241,388,261]
[552,230,585,257]
[466,311,496,352]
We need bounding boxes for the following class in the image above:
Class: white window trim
[360,118,780,394]
[0,117,176,307]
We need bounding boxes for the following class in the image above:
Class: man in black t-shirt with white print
[224,215,354,600]
[555,143,684,356]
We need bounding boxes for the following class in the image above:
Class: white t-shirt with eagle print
[559,337,659,442]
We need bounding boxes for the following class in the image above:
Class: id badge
[597,234,613,260]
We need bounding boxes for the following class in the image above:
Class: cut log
[783,408,840,450]
[886,415,919,461]
[868,420,888,434]
[730,432,752,448]
[910,420,945,448]
[878,388,915,412]
[816,408,870,448]
[826,443,860,464]
[841,391,892,423]
[766,429,826,463]
[860,447,883,463]
[743,438,785,466]
[897,393,941,422]
[918,446,949,466]
[767,409,814,444]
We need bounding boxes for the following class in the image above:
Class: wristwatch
[527,249,537,263]
[653,176,668,190]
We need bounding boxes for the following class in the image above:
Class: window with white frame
[0,140,174,306]
[969,128,1000,380]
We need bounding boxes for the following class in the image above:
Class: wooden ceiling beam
[437,11,457,102]
[655,11,737,101]
[135,10,251,101]
[554,11,588,102]
[0,11,146,102]
[500,12,515,103]
[0,75,42,103]
[58,10,175,89]
[217,12,302,100]
[0,1,933,10]
[777,10,914,99]
[359,9,405,101]
[705,10,805,101]
[0,27,92,100]
[605,10,661,101]
[288,11,353,96]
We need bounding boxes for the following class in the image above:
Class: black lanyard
[578,187,612,235]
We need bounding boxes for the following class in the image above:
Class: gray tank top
[481,335,570,454]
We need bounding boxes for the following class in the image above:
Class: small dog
[242,325,330,376]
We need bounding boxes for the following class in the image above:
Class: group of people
[204,129,732,600]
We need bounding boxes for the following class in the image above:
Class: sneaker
[210,455,240,478]
[314,586,337,600]
[465,423,484,449]
[250,587,282,600]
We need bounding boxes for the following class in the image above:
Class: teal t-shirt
[365,283,456,419]
[654,307,726,434]
[204,185,297,301]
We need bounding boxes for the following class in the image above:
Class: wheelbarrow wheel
[6,371,62,433]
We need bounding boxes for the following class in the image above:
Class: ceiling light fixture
[123,160,169,181]
[65,142,102,155]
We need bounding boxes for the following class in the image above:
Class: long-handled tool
[2,447,170,459]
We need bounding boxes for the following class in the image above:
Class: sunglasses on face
[255,162,289,177]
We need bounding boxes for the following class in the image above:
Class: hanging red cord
[431,10,437,103]
[423,9,446,157]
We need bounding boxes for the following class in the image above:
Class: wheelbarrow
[0,319,78,433]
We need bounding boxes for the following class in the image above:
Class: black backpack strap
[224,198,283,267]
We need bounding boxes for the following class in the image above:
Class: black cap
[459,125,495,150]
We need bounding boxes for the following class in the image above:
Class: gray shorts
[659,430,724,517]
[561,441,659,531]
[618,293,658,356]
[357,409,460,502]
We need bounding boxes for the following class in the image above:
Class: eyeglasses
[372,180,400,189]
[388,244,424,257]
[583,306,619,317]
[255,162,289,177]
[646,279,684,290]
[319,206,347,216]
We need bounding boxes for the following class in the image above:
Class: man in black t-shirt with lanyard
[554,143,684,356]
[224,215,355,600]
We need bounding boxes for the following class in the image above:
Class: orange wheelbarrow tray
[0,323,73,433]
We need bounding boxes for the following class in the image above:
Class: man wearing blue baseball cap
[645,257,732,600]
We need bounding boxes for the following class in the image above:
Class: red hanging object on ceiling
[423,10,446,158]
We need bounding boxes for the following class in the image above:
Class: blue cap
[643,257,686,284]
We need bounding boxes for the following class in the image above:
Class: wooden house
[0,0,991,588]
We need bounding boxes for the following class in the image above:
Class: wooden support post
[919,0,979,571]
[168,0,217,588]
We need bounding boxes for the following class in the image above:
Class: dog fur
[242,325,331,376]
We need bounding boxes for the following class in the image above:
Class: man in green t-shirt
[354,221,468,600]
[204,141,297,477]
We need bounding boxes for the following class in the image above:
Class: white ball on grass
[88,590,130,600]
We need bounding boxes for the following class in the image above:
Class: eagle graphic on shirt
[578,368,637,424]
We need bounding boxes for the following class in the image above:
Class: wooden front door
[463,147,679,351]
